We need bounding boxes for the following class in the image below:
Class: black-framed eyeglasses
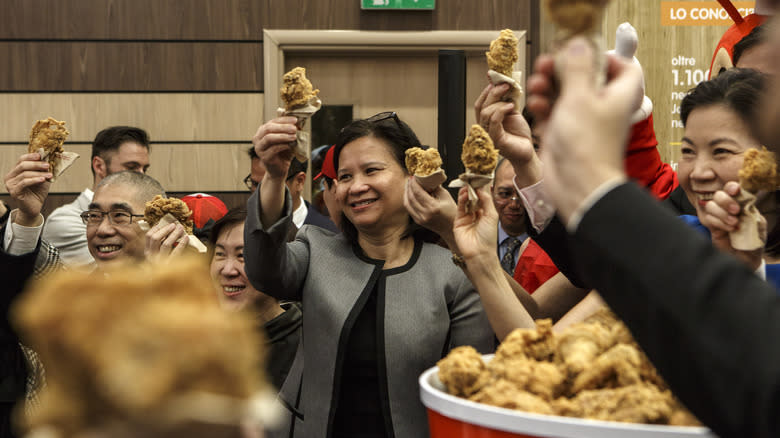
[243,174,259,191]
[80,210,145,226]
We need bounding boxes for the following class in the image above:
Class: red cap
[180,193,228,229]
[314,145,337,181]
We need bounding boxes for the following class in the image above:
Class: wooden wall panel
[0,143,252,194]
[0,93,264,142]
[0,0,266,40]
[0,192,251,219]
[0,42,263,91]
[1,0,533,38]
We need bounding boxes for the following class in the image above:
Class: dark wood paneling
[264,0,532,31]
[1,0,266,40]
[0,42,263,91]
[2,0,533,39]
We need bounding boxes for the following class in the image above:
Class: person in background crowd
[492,158,528,275]
[2,152,62,438]
[245,146,265,193]
[675,68,780,288]
[181,192,228,243]
[312,145,341,228]
[247,145,338,233]
[284,157,339,233]
[208,207,302,391]
[245,113,500,438]
[42,126,151,268]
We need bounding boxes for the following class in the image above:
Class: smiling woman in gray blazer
[245,112,496,438]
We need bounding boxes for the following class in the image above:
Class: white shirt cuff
[4,209,44,255]
[515,177,556,233]
[565,176,628,233]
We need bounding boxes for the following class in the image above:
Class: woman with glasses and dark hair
[244,113,500,438]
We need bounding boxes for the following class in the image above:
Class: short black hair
[680,68,765,129]
[91,126,150,177]
[733,25,766,67]
[208,207,247,250]
[332,114,433,245]
[247,146,259,159]
[287,158,308,179]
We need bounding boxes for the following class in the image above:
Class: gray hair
[96,171,166,205]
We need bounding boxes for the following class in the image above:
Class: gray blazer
[245,191,494,438]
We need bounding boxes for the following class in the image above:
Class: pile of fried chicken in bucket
[437,309,701,426]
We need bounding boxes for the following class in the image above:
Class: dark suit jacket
[1,224,36,438]
[302,200,339,233]
[534,183,780,438]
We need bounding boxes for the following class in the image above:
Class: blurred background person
[208,207,301,391]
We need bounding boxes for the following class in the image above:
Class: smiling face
[335,136,409,235]
[86,183,147,266]
[679,104,761,216]
[209,222,267,312]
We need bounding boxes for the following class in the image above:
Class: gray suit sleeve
[244,189,310,301]
[447,272,495,354]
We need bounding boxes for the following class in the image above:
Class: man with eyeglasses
[83,171,172,267]
[493,158,528,275]
[43,126,152,268]
[245,146,264,192]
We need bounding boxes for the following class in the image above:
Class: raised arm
[252,117,299,227]
[452,184,535,339]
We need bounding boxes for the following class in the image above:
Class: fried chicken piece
[28,117,70,171]
[436,346,491,397]
[469,380,554,415]
[494,319,556,362]
[545,0,611,36]
[554,384,675,424]
[144,195,194,234]
[405,147,442,176]
[13,258,266,436]
[556,320,613,377]
[486,29,519,76]
[570,343,643,393]
[461,125,499,175]
[739,146,778,193]
[669,404,703,427]
[488,357,565,401]
[280,67,320,111]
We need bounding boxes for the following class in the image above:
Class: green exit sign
[362,0,435,10]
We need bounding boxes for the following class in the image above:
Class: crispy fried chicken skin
[12,258,266,436]
[545,0,610,36]
[436,346,491,397]
[405,147,442,176]
[461,124,499,175]
[144,195,194,234]
[280,67,320,111]
[28,117,70,171]
[739,146,778,193]
[486,29,519,76]
[437,311,702,426]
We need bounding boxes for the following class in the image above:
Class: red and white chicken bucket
[419,362,717,438]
